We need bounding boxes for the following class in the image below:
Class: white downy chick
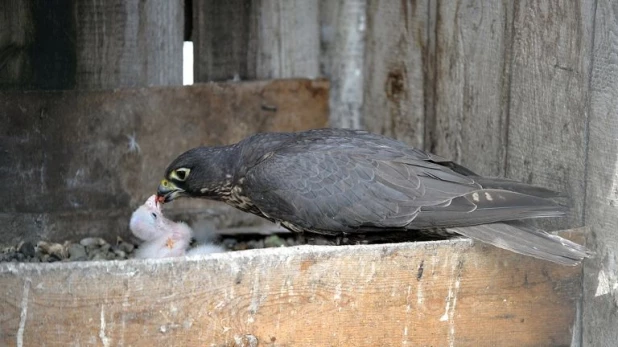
[129,195,166,242]
[186,220,225,255]
[133,222,193,259]
[129,195,193,259]
[186,244,226,256]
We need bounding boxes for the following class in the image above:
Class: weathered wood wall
[193,0,320,82]
[314,2,613,346]
[582,0,618,345]
[0,235,584,347]
[361,0,429,149]
[0,80,329,245]
[0,0,183,90]
[2,0,616,345]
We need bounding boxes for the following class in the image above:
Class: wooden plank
[0,231,584,347]
[193,0,319,82]
[321,0,367,129]
[506,0,594,231]
[431,1,513,176]
[582,0,618,345]
[360,0,428,148]
[0,79,329,245]
[74,0,184,89]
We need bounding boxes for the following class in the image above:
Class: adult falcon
[156,128,589,265]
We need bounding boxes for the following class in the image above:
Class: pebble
[37,241,68,260]
[18,242,36,258]
[264,235,285,248]
[68,244,87,261]
[79,237,106,247]
[222,238,238,249]
[114,249,127,259]
[90,253,107,261]
[118,242,134,254]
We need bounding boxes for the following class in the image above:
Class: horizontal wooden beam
[0,79,329,244]
[0,229,584,346]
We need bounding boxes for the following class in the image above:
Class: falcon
[156,128,589,265]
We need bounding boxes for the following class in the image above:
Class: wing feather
[242,131,564,234]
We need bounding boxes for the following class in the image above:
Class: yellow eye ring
[170,168,190,181]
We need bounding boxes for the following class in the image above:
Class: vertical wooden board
[361,0,428,149]
[318,0,341,78]
[506,0,594,230]
[432,1,512,176]
[322,0,367,129]
[193,0,251,81]
[194,0,319,82]
[583,1,618,345]
[251,0,320,79]
[0,0,30,88]
[0,238,583,347]
[0,0,77,90]
[74,0,184,89]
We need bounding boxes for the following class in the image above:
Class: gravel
[0,228,441,263]
[0,233,304,263]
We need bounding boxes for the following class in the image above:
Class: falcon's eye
[171,168,190,181]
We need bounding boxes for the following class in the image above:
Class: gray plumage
[157,128,590,265]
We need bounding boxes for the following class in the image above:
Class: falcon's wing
[243,140,564,234]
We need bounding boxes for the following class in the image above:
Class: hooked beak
[157,179,187,203]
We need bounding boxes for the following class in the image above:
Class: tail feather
[449,221,591,266]
[412,189,567,228]
[474,177,565,198]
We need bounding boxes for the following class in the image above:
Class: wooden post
[74,0,184,89]
[583,0,618,345]
[360,0,429,148]
[430,1,513,176]
[193,0,320,82]
[0,0,183,90]
[321,0,367,129]
[0,0,76,90]
[506,0,593,231]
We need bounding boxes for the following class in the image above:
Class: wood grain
[74,0,184,89]
[0,0,183,90]
[582,0,618,345]
[192,0,252,81]
[0,79,329,244]
[193,0,319,82]
[0,0,76,90]
[361,0,429,149]
[431,0,513,176]
[0,231,584,347]
[506,0,594,231]
[321,0,367,129]
[250,0,320,79]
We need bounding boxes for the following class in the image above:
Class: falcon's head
[157,146,235,203]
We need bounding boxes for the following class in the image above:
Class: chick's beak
[157,179,186,203]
